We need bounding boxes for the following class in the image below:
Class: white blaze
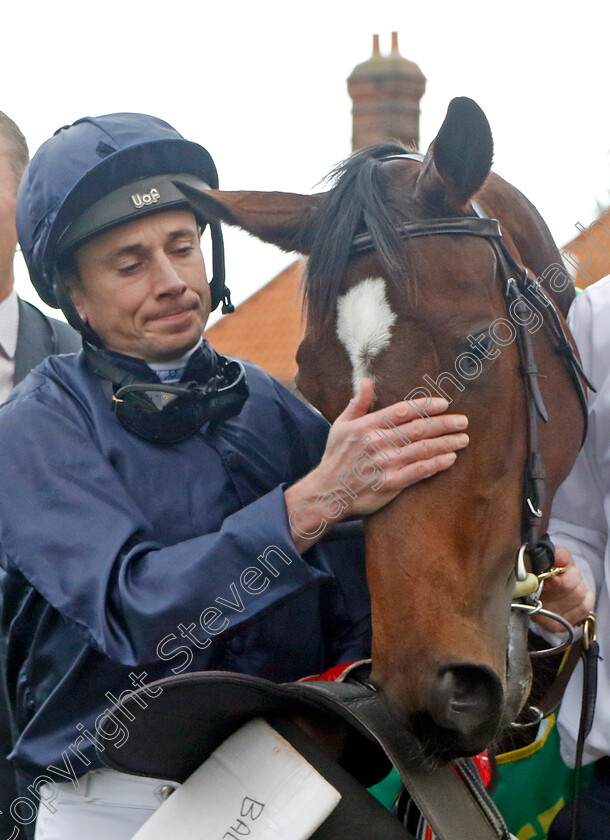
[336,277,397,394]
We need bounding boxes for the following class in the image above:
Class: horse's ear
[173,181,322,254]
[414,97,493,212]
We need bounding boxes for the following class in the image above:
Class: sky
[5,0,609,325]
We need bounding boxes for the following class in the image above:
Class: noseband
[349,153,593,646]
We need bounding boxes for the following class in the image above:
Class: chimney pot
[347,33,427,152]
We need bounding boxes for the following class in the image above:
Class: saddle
[97,667,511,840]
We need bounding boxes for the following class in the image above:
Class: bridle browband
[351,215,503,254]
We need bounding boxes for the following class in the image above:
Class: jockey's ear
[174,181,324,255]
[415,97,493,213]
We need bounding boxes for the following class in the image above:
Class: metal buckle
[505,276,517,296]
[526,498,543,518]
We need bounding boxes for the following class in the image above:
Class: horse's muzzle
[424,663,504,756]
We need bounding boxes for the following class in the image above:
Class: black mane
[304,142,415,333]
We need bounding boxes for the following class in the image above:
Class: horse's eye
[460,355,480,376]
[477,332,494,356]
[469,329,495,359]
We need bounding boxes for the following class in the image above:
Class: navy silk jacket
[0,344,370,781]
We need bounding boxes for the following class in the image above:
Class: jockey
[0,113,469,838]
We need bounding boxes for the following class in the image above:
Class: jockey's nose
[152,252,188,297]
[426,664,503,754]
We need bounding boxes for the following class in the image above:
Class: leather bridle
[348,153,593,608]
[346,154,600,737]
[322,153,598,840]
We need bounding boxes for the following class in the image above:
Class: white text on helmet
[131,188,161,209]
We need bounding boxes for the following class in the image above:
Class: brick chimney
[347,32,426,151]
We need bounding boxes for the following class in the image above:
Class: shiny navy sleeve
[0,377,334,668]
[266,377,372,668]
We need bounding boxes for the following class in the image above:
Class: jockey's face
[69,209,210,362]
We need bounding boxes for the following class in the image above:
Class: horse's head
[176,98,585,763]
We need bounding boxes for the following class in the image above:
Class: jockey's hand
[532,545,595,634]
[284,378,468,552]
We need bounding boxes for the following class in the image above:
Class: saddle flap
[97,670,510,840]
[96,670,392,786]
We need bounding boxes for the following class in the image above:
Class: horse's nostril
[427,664,503,746]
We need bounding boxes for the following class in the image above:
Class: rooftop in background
[561,207,610,291]
[204,259,305,391]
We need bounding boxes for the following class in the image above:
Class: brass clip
[537,565,566,582]
[580,611,597,651]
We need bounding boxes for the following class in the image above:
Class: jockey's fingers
[367,395,451,427]
[377,448,459,494]
[392,432,469,466]
[393,413,469,442]
[356,414,467,453]
[336,379,375,422]
[397,451,458,487]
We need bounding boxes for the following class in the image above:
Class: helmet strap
[209,222,234,314]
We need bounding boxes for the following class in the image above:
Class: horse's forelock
[304,143,414,334]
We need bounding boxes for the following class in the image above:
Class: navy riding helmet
[16,113,233,327]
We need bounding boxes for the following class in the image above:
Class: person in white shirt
[541,277,610,839]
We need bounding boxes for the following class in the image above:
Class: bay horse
[175,97,587,765]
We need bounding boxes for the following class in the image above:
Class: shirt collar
[0,290,19,360]
[92,338,218,385]
[147,338,204,383]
